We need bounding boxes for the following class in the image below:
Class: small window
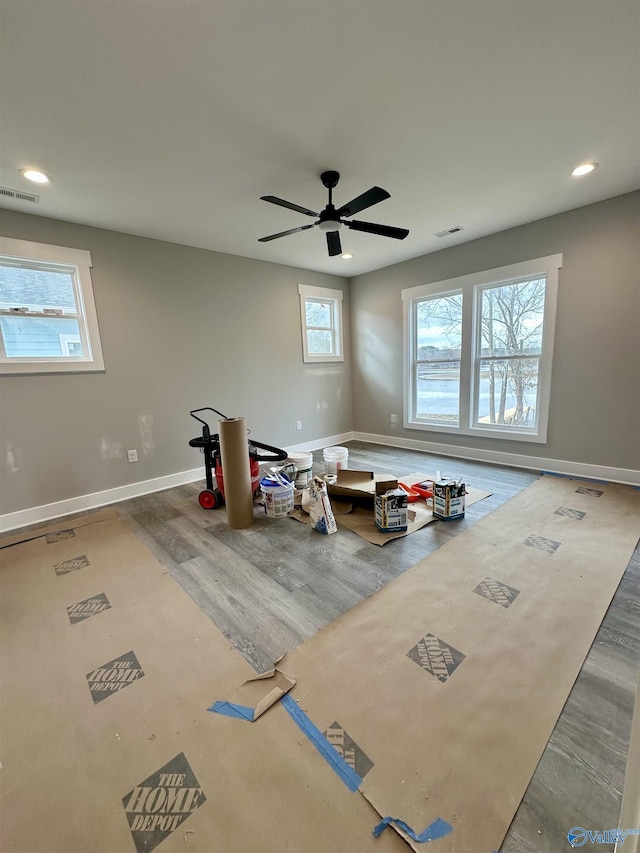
[0,237,104,375]
[298,284,344,363]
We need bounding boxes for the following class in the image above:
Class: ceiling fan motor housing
[320,170,340,189]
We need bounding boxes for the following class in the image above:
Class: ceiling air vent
[0,186,40,204]
[434,226,463,238]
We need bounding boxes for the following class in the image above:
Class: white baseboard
[3,430,637,534]
[352,431,640,487]
[0,467,206,535]
[283,431,353,455]
[0,432,356,534]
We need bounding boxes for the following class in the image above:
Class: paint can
[323,446,349,475]
[287,452,313,489]
[260,476,295,518]
[432,479,466,521]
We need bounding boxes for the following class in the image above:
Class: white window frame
[402,255,562,443]
[298,283,344,363]
[0,236,104,375]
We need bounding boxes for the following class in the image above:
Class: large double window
[403,255,562,443]
[0,236,104,375]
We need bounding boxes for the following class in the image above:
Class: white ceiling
[1,0,639,276]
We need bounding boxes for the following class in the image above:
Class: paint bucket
[323,446,349,475]
[287,452,314,489]
[432,479,466,521]
[260,475,295,518]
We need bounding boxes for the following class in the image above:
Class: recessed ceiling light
[341,253,353,259]
[20,168,52,184]
[571,162,598,177]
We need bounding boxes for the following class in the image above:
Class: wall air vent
[0,186,40,204]
[434,226,464,237]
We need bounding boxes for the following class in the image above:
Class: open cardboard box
[324,469,398,499]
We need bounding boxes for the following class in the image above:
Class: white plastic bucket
[323,446,349,476]
[288,452,313,489]
[260,476,295,518]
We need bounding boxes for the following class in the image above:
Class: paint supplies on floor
[433,477,466,520]
[260,471,295,518]
[374,481,409,532]
[308,476,337,535]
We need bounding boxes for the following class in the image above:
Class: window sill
[302,355,344,364]
[405,418,547,444]
[1,360,106,376]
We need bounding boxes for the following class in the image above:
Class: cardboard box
[325,470,397,499]
[375,482,408,532]
[433,479,466,520]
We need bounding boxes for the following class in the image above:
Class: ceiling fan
[258,170,409,257]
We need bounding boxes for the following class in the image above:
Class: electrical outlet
[296,420,302,431]
[127,449,138,463]
[390,413,398,424]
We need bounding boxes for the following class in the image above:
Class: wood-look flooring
[15,441,640,851]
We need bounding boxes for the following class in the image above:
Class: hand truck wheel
[198,488,223,509]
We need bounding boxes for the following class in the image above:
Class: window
[403,255,562,443]
[0,237,104,374]
[298,284,344,363]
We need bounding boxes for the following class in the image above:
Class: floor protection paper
[2,475,639,853]
[0,511,406,853]
[284,475,640,852]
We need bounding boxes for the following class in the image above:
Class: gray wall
[350,191,640,472]
[0,212,351,516]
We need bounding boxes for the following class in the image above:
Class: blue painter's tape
[208,700,255,721]
[372,816,453,843]
[540,470,610,485]
[281,694,362,792]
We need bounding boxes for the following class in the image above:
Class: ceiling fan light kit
[259,170,409,257]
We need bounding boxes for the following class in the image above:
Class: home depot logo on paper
[122,753,206,853]
[46,529,76,543]
[407,633,466,683]
[86,650,144,703]
[323,722,374,779]
[54,554,90,575]
[67,592,112,624]
[473,577,520,608]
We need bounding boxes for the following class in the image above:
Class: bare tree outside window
[305,298,334,354]
[404,254,560,442]
[415,279,545,427]
[478,278,545,426]
[415,294,462,423]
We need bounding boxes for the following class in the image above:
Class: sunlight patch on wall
[100,439,123,460]
[139,411,155,456]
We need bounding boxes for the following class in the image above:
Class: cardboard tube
[218,417,254,529]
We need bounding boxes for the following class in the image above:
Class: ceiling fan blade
[326,231,342,256]
[336,186,390,218]
[258,223,317,242]
[260,195,319,218]
[345,219,409,240]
